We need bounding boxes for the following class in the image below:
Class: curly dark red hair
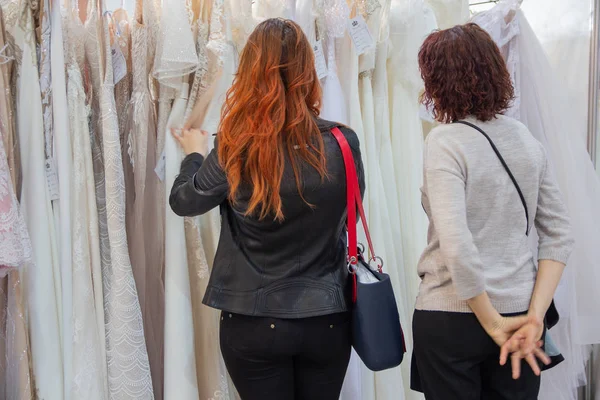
[418,23,515,123]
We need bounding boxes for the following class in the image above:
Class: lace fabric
[98,12,155,400]
[5,0,64,397]
[230,0,255,51]
[0,272,34,400]
[38,0,52,161]
[62,5,110,397]
[153,0,199,89]
[0,119,31,274]
[323,0,350,38]
[206,0,228,68]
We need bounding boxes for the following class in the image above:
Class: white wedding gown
[193,2,240,397]
[96,7,154,399]
[473,2,600,398]
[63,3,109,398]
[315,4,363,397]
[50,2,75,396]
[155,0,200,397]
[387,3,435,398]
[424,0,469,29]
[0,0,64,397]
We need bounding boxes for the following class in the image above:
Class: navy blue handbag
[331,127,405,372]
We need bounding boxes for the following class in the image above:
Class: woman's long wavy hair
[218,18,326,221]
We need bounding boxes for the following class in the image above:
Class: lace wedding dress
[0,13,33,397]
[95,7,154,398]
[62,3,109,398]
[473,2,600,398]
[1,0,64,397]
[125,0,165,396]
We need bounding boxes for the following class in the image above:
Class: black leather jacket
[169,118,365,318]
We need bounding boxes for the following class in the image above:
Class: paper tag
[45,157,59,201]
[347,16,374,55]
[111,41,127,85]
[155,149,166,182]
[313,40,328,80]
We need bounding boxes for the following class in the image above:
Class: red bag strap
[330,127,380,272]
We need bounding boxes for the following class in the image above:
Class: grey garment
[416,115,574,314]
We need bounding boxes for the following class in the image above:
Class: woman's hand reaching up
[171,128,209,157]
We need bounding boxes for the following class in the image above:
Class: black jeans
[220,312,352,400]
[411,310,541,400]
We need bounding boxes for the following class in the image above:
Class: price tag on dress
[313,40,328,80]
[45,157,59,201]
[111,41,127,85]
[155,149,166,182]
[347,16,374,55]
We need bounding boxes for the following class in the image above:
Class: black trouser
[411,310,541,400]
[220,312,352,400]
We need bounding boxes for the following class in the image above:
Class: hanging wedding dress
[1,0,64,397]
[50,2,76,396]
[0,10,33,400]
[387,4,434,398]
[472,2,600,398]
[155,0,199,396]
[113,7,133,140]
[163,81,201,399]
[0,9,20,193]
[320,0,348,125]
[315,2,365,399]
[0,127,30,277]
[423,0,468,29]
[0,117,33,400]
[62,0,109,397]
[253,0,296,21]
[196,0,237,191]
[351,3,409,400]
[125,0,165,396]
[230,0,254,51]
[179,11,230,400]
[85,0,113,330]
[96,8,155,398]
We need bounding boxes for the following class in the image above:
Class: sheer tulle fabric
[473,2,600,397]
[153,0,199,88]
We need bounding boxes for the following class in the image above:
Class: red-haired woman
[169,18,364,399]
[411,23,574,399]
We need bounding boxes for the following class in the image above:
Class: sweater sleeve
[424,134,486,300]
[535,155,574,264]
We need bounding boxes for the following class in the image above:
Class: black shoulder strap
[455,120,529,236]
